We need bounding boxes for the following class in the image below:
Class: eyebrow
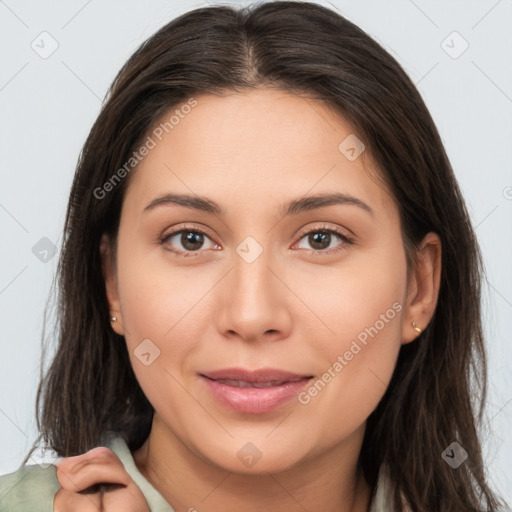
[143,192,374,218]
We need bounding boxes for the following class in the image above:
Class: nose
[215,239,293,344]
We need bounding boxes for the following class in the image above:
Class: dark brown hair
[26,1,507,510]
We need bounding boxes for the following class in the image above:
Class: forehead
[123,87,397,219]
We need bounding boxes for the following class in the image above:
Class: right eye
[161,226,220,256]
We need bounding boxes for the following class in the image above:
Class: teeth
[215,379,287,388]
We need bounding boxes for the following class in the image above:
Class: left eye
[294,229,352,252]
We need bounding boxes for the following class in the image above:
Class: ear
[402,232,442,344]
[100,234,125,336]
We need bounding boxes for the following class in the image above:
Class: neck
[133,414,373,512]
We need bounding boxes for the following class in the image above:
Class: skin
[57,87,441,511]
[54,448,149,510]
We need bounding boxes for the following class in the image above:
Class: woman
[0,1,507,511]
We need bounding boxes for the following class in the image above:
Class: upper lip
[201,368,313,383]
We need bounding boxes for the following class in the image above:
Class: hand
[54,446,150,511]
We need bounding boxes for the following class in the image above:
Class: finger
[54,479,150,512]
[54,446,150,511]
[56,446,120,474]
[56,449,132,493]
[57,462,131,493]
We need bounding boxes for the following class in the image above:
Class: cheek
[293,244,406,422]
[116,266,201,416]
[114,247,216,401]
[293,240,406,352]
[116,243,211,343]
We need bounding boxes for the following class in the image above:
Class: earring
[412,321,422,334]
[110,316,117,322]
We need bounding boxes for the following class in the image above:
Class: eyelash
[160,223,354,257]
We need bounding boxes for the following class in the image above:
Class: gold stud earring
[412,321,422,334]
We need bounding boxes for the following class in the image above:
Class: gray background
[1,0,511,503]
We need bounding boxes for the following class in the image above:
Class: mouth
[199,368,314,414]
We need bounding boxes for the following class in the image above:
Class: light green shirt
[0,436,400,511]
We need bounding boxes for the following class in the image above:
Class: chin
[198,437,310,476]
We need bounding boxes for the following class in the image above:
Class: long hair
[26,2,506,510]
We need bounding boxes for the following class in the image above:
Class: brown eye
[180,231,205,251]
[161,227,219,256]
[308,231,332,250]
[295,227,353,254]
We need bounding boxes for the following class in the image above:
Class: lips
[200,368,313,414]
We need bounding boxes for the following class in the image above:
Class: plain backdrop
[0,0,511,504]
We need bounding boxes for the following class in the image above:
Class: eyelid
[292,222,354,254]
[161,222,217,242]
[294,222,354,242]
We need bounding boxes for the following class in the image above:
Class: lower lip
[201,376,312,414]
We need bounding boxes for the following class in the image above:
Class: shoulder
[0,463,60,512]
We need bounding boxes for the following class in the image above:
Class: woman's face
[104,87,419,473]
